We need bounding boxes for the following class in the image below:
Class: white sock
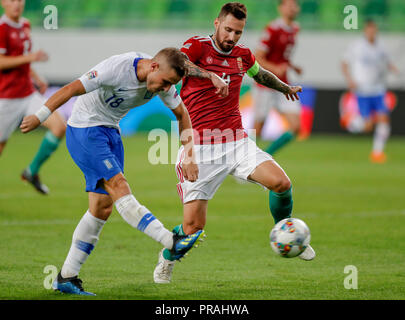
[372,122,390,153]
[114,194,173,249]
[61,210,106,278]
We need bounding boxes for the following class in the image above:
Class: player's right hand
[210,73,229,98]
[181,161,199,182]
[20,115,41,133]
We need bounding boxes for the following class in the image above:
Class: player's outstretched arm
[184,59,229,97]
[253,65,302,101]
[0,50,48,70]
[20,80,86,133]
[171,102,199,182]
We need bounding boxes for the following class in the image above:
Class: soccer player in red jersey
[0,0,66,194]
[252,0,302,155]
[153,2,315,284]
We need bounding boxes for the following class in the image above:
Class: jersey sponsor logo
[118,88,130,91]
[221,60,230,67]
[144,90,153,99]
[86,70,98,80]
[237,57,243,71]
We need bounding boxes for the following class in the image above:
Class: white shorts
[0,92,45,142]
[252,86,301,122]
[175,137,273,203]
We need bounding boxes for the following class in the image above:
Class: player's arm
[30,68,48,94]
[255,49,289,78]
[20,80,86,133]
[184,58,228,98]
[171,102,198,182]
[0,50,48,70]
[341,61,357,91]
[249,62,302,101]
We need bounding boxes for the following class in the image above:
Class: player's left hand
[20,115,41,133]
[210,73,229,98]
[284,86,302,101]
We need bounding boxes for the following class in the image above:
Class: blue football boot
[170,229,205,260]
[52,272,96,296]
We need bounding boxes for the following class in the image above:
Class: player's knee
[52,123,66,138]
[92,205,113,221]
[271,176,291,193]
[105,174,129,196]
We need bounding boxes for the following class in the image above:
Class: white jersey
[343,38,390,96]
[68,52,182,129]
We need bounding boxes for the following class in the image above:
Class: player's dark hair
[155,47,186,78]
[218,2,247,20]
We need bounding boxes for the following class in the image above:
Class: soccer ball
[270,218,311,258]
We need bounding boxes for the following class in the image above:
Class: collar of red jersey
[209,35,233,56]
[0,14,25,29]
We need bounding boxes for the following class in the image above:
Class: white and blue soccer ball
[270,218,311,258]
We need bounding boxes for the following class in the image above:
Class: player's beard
[213,33,235,53]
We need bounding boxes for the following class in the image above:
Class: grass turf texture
[0,130,404,300]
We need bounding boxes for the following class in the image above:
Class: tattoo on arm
[184,59,212,79]
[253,66,289,94]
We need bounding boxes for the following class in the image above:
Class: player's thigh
[183,199,208,234]
[176,144,229,204]
[66,126,125,197]
[103,172,132,202]
[374,95,390,123]
[283,112,301,133]
[252,86,274,122]
[248,160,291,193]
[42,112,66,138]
[0,98,25,143]
[88,192,114,221]
[277,92,301,121]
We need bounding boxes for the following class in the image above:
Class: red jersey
[180,36,256,144]
[0,14,34,99]
[257,18,299,83]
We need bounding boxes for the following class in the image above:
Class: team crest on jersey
[206,56,213,64]
[86,70,98,80]
[237,57,243,71]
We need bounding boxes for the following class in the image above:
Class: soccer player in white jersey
[342,19,399,163]
[20,47,228,295]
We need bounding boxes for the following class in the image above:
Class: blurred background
[14,0,405,137]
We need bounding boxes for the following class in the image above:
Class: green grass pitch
[1,130,404,300]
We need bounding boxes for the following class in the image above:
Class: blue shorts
[66,125,124,195]
[356,94,389,119]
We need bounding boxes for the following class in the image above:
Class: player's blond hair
[154,47,186,78]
